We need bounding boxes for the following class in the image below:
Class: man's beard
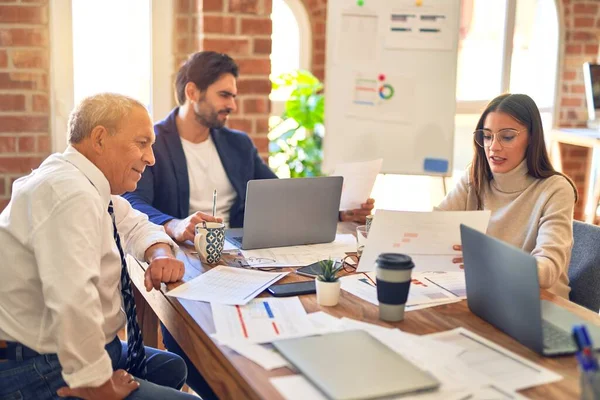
[193,101,229,129]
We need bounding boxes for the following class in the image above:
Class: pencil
[212,189,217,217]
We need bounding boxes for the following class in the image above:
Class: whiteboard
[322,0,460,176]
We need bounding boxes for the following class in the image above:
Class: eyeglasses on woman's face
[473,128,524,149]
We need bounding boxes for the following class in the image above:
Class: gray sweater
[437,160,575,298]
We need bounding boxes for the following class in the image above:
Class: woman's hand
[452,244,464,269]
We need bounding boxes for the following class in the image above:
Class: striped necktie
[108,201,147,378]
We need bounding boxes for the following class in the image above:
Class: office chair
[568,220,600,313]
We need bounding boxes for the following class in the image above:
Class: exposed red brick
[574,17,594,28]
[0,5,48,24]
[0,49,6,67]
[243,98,270,114]
[203,15,236,34]
[175,0,192,13]
[240,17,272,35]
[0,94,25,111]
[571,31,596,41]
[561,97,583,107]
[566,44,582,54]
[574,3,598,14]
[585,44,598,55]
[0,27,48,46]
[563,70,576,80]
[0,156,44,173]
[251,135,269,153]
[200,0,223,12]
[37,134,50,153]
[175,17,190,35]
[203,38,250,55]
[569,147,589,158]
[315,21,326,35]
[228,0,258,14]
[0,177,4,197]
[17,136,35,152]
[236,58,271,75]
[32,94,48,112]
[255,117,269,134]
[0,72,47,90]
[12,49,48,69]
[0,137,16,153]
[0,199,9,212]
[227,118,252,133]
[0,116,48,133]
[237,78,271,94]
[571,84,585,94]
[253,38,271,55]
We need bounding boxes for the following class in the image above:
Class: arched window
[270,0,312,116]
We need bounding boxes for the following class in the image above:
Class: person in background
[0,93,197,400]
[123,51,374,244]
[123,51,374,398]
[437,93,577,299]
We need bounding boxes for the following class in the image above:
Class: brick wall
[301,0,327,81]
[556,0,600,220]
[173,0,273,158]
[0,1,50,211]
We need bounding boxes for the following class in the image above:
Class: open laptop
[225,176,343,250]
[460,224,600,356]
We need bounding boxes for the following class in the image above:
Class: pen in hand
[212,189,217,217]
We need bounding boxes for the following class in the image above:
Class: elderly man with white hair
[0,93,197,399]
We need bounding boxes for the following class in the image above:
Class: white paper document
[358,210,491,272]
[240,234,356,268]
[211,297,317,344]
[224,342,289,370]
[331,159,382,210]
[418,271,467,298]
[166,266,287,305]
[427,328,562,391]
[340,272,461,309]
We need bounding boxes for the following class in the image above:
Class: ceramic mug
[194,221,225,264]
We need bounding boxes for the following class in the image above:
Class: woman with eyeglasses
[437,93,578,299]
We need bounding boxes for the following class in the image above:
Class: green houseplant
[315,259,343,306]
[269,70,325,178]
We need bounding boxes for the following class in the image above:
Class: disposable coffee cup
[375,253,415,322]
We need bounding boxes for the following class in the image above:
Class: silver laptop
[273,330,439,400]
[460,224,600,356]
[225,177,343,250]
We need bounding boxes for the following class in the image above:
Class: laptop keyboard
[230,236,243,246]
[542,321,573,349]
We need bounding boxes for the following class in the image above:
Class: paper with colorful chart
[347,71,416,124]
[357,210,491,272]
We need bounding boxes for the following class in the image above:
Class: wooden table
[129,223,600,399]
[550,128,600,223]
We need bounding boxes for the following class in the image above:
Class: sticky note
[423,158,449,173]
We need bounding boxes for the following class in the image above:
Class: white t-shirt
[181,136,236,226]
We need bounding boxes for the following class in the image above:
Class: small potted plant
[315,259,343,306]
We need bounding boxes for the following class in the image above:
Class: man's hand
[143,243,185,291]
[57,369,139,400]
[339,198,375,224]
[163,211,223,242]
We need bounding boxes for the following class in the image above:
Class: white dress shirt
[0,146,176,388]
[181,136,236,227]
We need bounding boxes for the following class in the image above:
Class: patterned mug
[194,221,225,264]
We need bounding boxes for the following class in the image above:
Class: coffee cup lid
[376,253,414,270]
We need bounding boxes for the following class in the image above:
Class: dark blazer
[124,108,277,228]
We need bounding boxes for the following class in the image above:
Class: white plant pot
[316,279,341,306]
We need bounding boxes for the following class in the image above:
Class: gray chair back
[568,220,600,312]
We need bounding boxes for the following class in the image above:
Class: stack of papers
[331,159,382,210]
[165,266,287,305]
[239,234,357,268]
[340,271,463,311]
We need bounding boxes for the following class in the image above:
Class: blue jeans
[0,337,198,400]
[161,324,219,400]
